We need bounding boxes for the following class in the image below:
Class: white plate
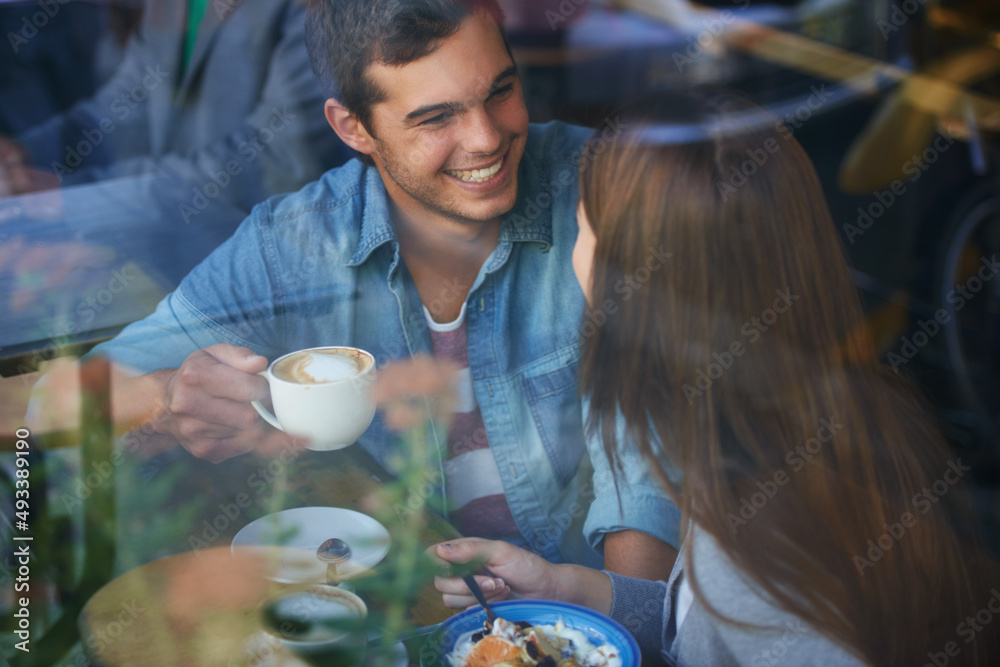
[231,507,390,584]
[241,634,408,667]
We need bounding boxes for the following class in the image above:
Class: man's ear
[324,99,376,157]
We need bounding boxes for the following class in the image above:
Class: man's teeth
[447,157,503,183]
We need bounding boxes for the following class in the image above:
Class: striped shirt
[424,304,522,542]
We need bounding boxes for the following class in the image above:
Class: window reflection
[0,0,351,373]
[0,0,997,664]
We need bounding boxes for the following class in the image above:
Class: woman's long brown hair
[579,91,997,666]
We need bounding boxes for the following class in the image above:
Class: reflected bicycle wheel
[937,184,1000,440]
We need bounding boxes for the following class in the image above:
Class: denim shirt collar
[346,150,554,270]
[347,167,398,267]
[492,149,554,270]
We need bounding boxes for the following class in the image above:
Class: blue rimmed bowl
[419,599,641,667]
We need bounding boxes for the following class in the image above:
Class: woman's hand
[430,538,561,608]
[431,538,614,614]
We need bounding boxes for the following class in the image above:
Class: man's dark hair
[305,0,509,134]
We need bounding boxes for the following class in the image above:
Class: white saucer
[241,633,408,667]
[231,507,390,584]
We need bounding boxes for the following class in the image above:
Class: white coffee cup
[251,346,376,451]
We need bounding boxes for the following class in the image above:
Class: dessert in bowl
[421,600,640,667]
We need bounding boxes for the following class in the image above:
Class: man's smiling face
[364,12,529,225]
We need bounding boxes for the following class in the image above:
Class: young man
[40,0,678,574]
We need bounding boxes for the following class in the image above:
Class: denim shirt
[90,121,680,564]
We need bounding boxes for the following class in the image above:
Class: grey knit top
[605,528,866,666]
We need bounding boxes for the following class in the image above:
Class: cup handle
[250,371,284,432]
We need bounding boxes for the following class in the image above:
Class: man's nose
[462,107,503,156]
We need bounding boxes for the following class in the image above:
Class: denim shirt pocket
[522,360,585,488]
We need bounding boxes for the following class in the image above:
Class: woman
[432,91,997,666]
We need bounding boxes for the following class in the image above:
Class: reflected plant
[113,451,202,570]
[10,351,463,666]
[350,419,456,665]
[234,416,457,666]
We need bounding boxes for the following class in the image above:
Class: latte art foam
[273,350,364,384]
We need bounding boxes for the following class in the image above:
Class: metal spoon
[317,538,351,584]
[463,574,498,628]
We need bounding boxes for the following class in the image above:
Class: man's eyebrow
[489,65,518,92]
[405,101,463,122]
[404,66,519,122]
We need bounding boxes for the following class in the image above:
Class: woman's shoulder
[673,529,865,666]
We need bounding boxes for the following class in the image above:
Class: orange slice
[465,635,522,667]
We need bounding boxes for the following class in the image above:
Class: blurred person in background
[0,0,344,209]
[0,0,349,378]
[0,0,348,313]
[0,0,134,137]
[432,90,999,666]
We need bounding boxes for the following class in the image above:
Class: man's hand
[0,137,54,197]
[26,347,305,462]
[0,136,30,173]
[158,344,306,462]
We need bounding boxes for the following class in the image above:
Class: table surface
[78,445,462,666]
